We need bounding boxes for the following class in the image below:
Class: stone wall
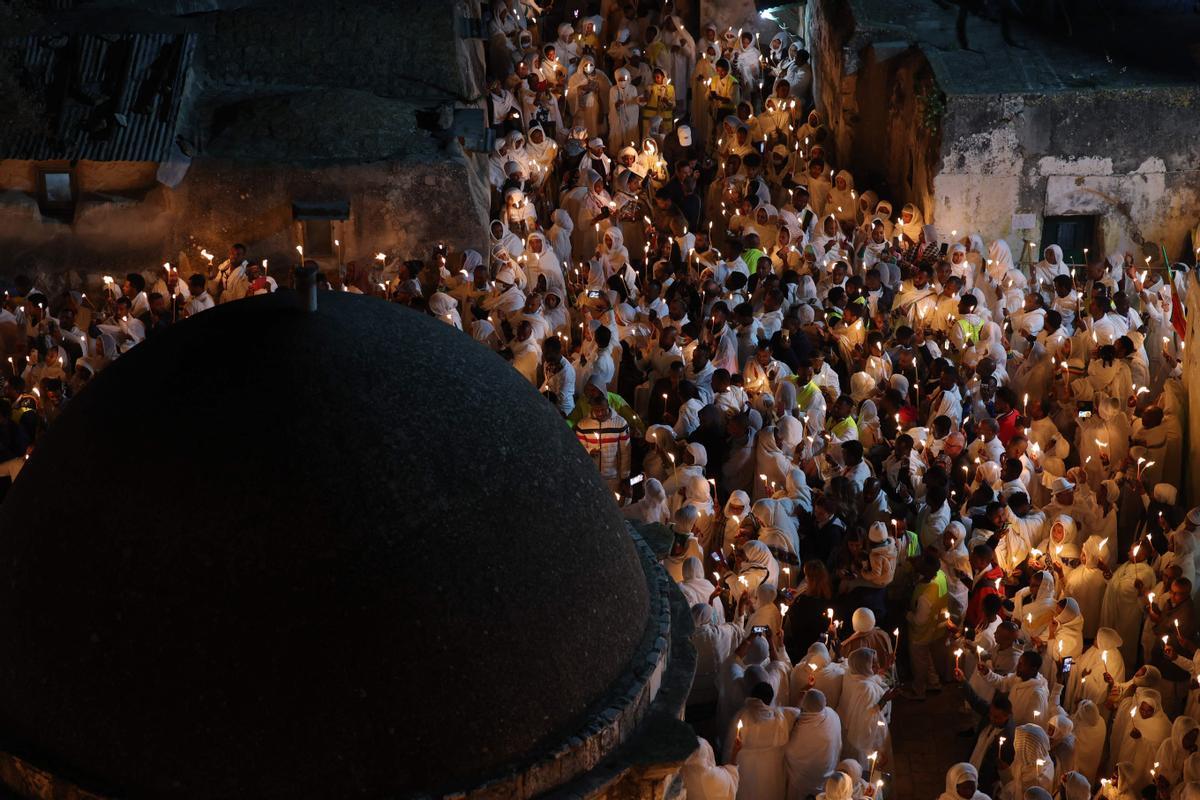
[0,151,489,291]
[807,0,1200,260]
[807,0,942,220]
[932,88,1200,260]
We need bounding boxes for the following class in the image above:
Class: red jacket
[966,564,1004,629]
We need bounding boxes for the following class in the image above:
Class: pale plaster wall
[931,89,1200,261]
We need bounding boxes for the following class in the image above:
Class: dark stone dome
[0,291,651,799]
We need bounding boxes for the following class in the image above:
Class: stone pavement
[890,684,975,799]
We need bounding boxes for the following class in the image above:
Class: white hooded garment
[681,736,738,800]
[1116,687,1172,793]
[937,761,989,800]
[727,696,799,799]
[836,647,890,772]
[784,689,842,800]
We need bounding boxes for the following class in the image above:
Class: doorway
[1040,215,1097,266]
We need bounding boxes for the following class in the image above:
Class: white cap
[677,125,692,146]
[1154,483,1178,505]
[1049,476,1075,495]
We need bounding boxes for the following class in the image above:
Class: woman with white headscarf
[680,556,725,619]
[828,171,856,226]
[1070,699,1105,782]
[1046,707,1076,782]
[940,522,971,616]
[723,671,798,798]
[744,582,783,639]
[1065,627,1125,714]
[547,208,574,266]
[753,426,792,501]
[1116,687,1172,792]
[662,15,696,113]
[1101,539,1157,666]
[566,56,611,137]
[574,169,611,258]
[897,203,924,244]
[608,67,640,153]
[1100,763,1141,800]
[1015,569,1057,640]
[938,762,988,800]
[816,771,854,800]
[1062,534,1110,640]
[691,603,743,714]
[731,540,780,605]
[752,496,799,558]
[785,689,842,800]
[837,647,892,773]
[1155,717,1200,789]
[522,231,565,296]
[681,736,738,800]
[427,292,462,330]
[1047,598,1084,666]
[1177,755,1200,800]
[1034,245,1069,297]
[777,467,813,516]
[489,218,525,261]
[621,477,670,525]
[790,641,846,708]
[1005,723,1054,799]
[1112,668,1169,742]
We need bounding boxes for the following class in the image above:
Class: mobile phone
[587,290,603,299]
[629,473,644,486]
[939,242,949,255]
[752,625,770,636]
[1062,656,1073,673]
[1077,400,1094,419]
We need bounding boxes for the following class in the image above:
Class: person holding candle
[836,647,894,776]
[213,243,249,304]
[1002,723,1054,799]
[975,649,1050,728]
[900,552,949,701]
[1114,688,1172,793]
[680,735,739,800]
[1064,627,1125,715]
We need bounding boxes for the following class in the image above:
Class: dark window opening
[1040,215,1097,266]
[35,164,77,220]
[302,219,334,258]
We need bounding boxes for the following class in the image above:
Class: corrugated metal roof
[0,32,195,162]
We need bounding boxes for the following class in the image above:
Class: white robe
[837,671,890,771]
[726,698,799,800]
[785,706,842,800]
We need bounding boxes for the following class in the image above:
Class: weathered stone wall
[807,0,942,220]
[0,153,489,289]
[933,88,1200,260]
[168,154,490,275]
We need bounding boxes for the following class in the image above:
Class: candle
[953,648,963,671]
[295,244,304,265]
[867,751,878,777]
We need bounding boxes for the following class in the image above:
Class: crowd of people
[5,2,1199,800]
